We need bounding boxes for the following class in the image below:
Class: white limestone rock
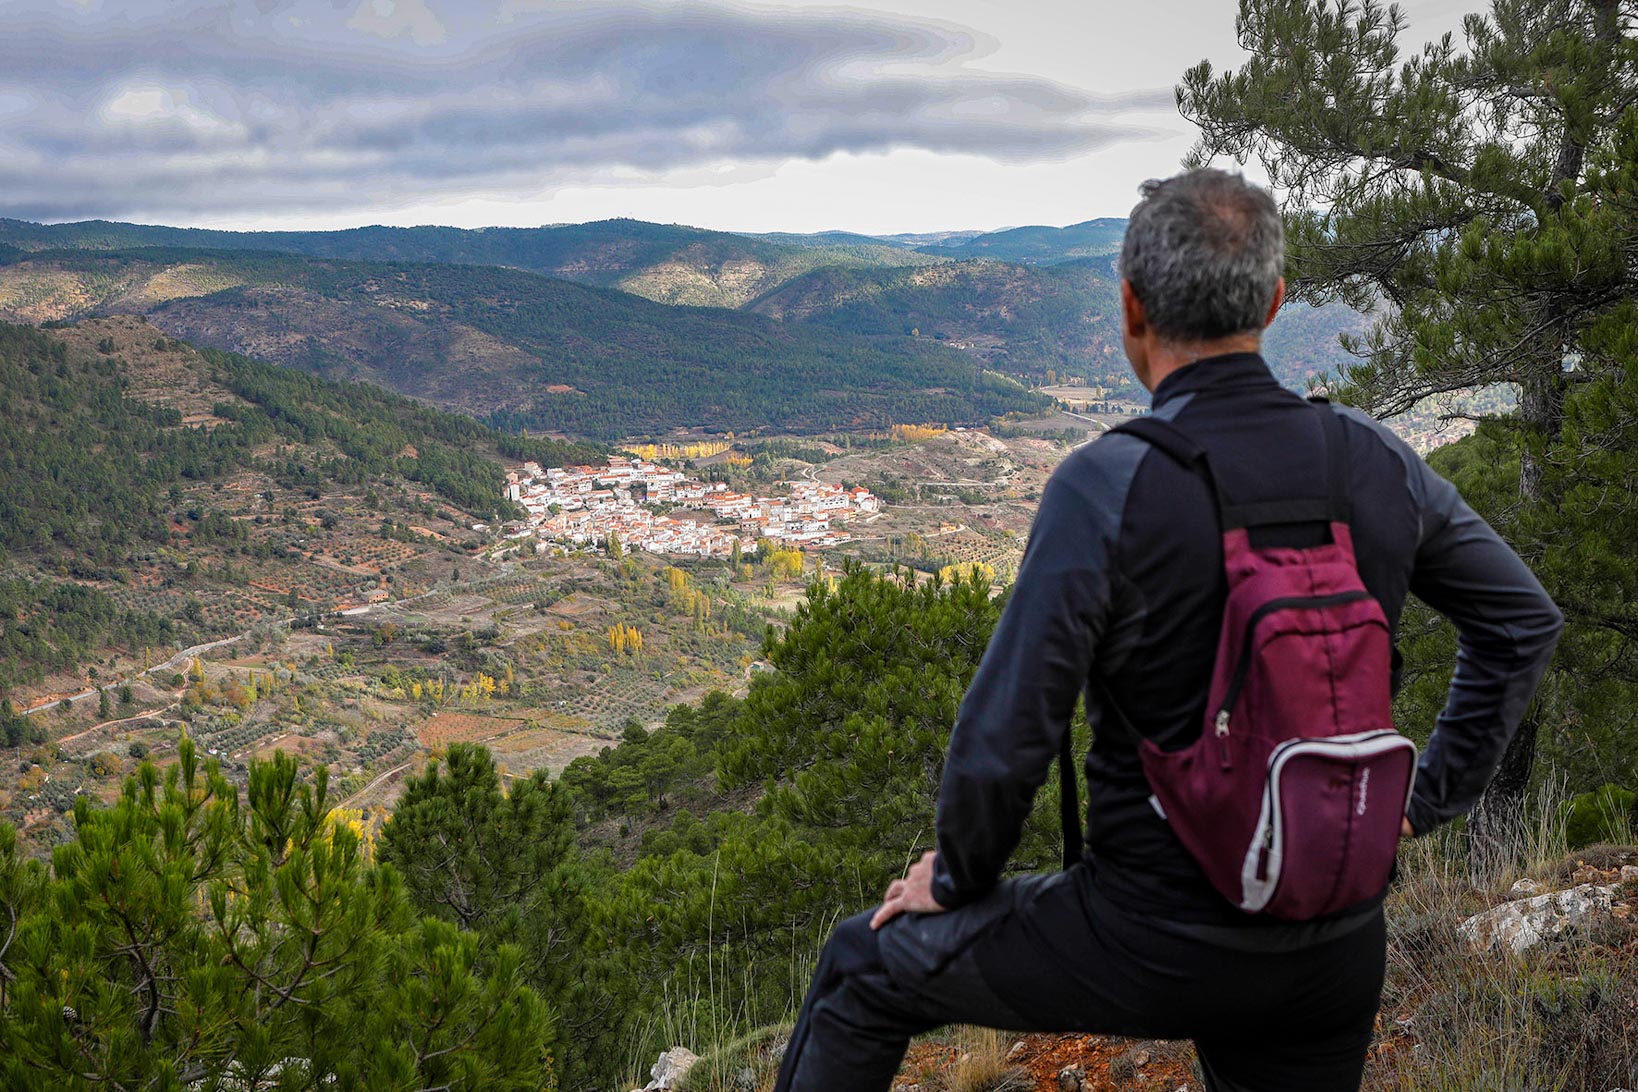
[638,1047,701,1091]
[1457,883,1618,954]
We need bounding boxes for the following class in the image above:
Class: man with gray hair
[774,169,1561,1091]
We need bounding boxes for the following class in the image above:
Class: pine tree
[379,744,612,1085]
[0,739,555,1088]
[598,564,1084,1058]
[1178,0,1638,857]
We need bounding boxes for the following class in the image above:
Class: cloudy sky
[2,0,1474,234]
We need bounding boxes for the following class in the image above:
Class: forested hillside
[750,257,1370,390]
[748,258,1125,381]
[0,317,597,704]
[0,249,1048,440]
[0,214,1377,408]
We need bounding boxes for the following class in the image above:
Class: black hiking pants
[773,865,1385,1092]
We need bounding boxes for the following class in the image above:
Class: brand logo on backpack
[1356,768,1369,817]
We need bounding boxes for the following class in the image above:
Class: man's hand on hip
[870,850,947,930]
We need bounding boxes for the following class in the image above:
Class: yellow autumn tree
[891,423,947,443]
[460,672,498,703]
[628,440,732,461]
[325,807,375,863]
[607,623,644,655]
[765,546,806,580]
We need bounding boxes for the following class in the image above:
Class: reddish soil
[898,1033,1198,1090]
[415,712,525,746]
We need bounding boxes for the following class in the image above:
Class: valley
[0,314,1105,856]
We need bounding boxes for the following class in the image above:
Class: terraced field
[414,712,527,747]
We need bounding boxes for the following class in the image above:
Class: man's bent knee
[816,910,887,983]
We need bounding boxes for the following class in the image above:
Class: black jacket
[931,353,1564,927]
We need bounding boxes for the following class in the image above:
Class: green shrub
[1559,784,1637,849]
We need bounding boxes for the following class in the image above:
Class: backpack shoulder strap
[1310,398,1352,524]
[1106,416,1230,515]
[1107,415,1206,466]
[1113,406,1353,530]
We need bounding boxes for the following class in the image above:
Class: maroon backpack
[1061,403,1417,921]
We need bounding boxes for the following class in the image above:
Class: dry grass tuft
[935,1026,1031,1092]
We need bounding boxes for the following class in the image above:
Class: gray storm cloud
[0,0,1173,222]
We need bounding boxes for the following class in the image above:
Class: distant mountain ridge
[0,217,939,310]
[0,212,1370,414]
[910,218,1129,264]
[747,220,1127,263]
[0,215,1126,298]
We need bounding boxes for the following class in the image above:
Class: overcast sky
[2,0,1475,234]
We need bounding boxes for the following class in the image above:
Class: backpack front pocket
[1239,730,1417,919]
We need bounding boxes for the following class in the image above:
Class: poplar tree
[1178,0,1638,854]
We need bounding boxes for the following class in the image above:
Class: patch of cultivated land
[3,539,804,851]
[799,427,1078,579]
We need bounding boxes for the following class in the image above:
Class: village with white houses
[503,456,882,558]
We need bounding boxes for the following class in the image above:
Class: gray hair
[1119,169,1284,343]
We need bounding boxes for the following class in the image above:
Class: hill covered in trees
[0,214,1374,410]
[749,256,1370,390]
[0,316,598,708]
[0,248,1049,440]
[0,217,938,310]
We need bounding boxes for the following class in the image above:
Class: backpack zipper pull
[1215,709,1231,768]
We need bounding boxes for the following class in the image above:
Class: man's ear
[1263,276,1286,329]
[1121,279,1147,340]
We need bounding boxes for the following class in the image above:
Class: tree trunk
[1466,705,1542,878]
[1469,341,1566,871]
[1517,350,1567,505]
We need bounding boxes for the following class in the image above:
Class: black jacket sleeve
[1393,435,1565,835]
[930,441,1136,908]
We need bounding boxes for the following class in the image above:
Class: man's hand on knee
[870,850,947,930]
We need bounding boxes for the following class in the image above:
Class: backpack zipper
[1213,591,1374,741]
